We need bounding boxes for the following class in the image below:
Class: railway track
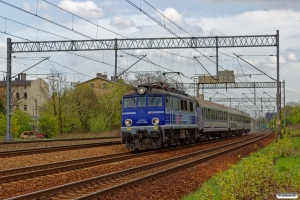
[0,141,121,158]
[7,131,272,200]
[0,136,119,145]
[0,133,256,183]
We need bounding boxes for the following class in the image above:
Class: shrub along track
[5,131,272,200]
[0,133,256,184]
[0,141,121,158]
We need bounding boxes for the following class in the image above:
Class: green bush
[38,113,59,138]
[217,152,274,199]
[0,113,6,136]
[12,109,34,137]
[270,138,294,158]
[185,138,299,200]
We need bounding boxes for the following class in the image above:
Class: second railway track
[7,131,272,200]
[0,141,121,158]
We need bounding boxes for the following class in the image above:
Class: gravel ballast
[0,138,120,152]
[0,132,274,199]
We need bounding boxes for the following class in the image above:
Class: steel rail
[0,136,119,145]
[0,133,254,183]
[0,141,121,158]
[78,131,272,200]
[7,132,272,200]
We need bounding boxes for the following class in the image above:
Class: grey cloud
[197,0,300,10]
[110,17,136,30]
[209,28,226,36]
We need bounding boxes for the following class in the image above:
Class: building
[82,72,130,94]
[0,73,49,117]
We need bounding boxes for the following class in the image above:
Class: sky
[0,0,299,118]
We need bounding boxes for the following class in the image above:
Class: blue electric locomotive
[121,82,251,151]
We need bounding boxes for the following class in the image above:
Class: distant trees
[267,102,300,129]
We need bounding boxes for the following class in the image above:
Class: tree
[0,113,6,136]
[11,109,34,137]
[291,105,300,125]
[38,112,59,138]
[41,68,75,133]
[71,84,98,132]
[88,83,132,132]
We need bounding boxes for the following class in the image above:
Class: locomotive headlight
[137,87,147,94]
[152,118,159,126]
[125,119,132,127]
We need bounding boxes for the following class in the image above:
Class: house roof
[81,77,115,84]
[0,80,32,86]
[81,77,134,88]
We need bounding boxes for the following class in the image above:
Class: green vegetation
[0,75,132,139]
[268,104,300,129]
[183,137,300,200]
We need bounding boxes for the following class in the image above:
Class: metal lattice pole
[276,30,281,139]
[6,38,12,141]
[284,80,286,134]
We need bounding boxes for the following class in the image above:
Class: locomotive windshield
[148,96,162,107]
[124,97,136,108]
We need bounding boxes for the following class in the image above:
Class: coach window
[207,108,210,120]
[124,97,136,108]
[148,96,162,107]
[189,102,194,112]
[138,97,146,107]
[184,100,188,111]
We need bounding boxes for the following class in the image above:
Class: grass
[183,137,300,200]
[274,138,300,181]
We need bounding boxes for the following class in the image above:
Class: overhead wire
[125,0,253,99]
[0,1,192,80]
[42,0,197,62]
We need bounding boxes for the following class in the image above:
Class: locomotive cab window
[138,97,146,107]
[148,96,162,107]
[173,98,179,111]
[165,97,172,111]
[124,97,136,108]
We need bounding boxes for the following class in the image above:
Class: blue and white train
[121,83,251,151]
